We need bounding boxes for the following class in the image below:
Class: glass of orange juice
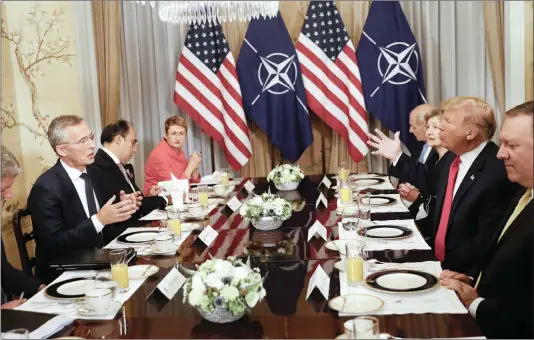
[220,168,230,185]
[167,209,182,240]
[110,249,129,292]
[338,161,349,181]
[345,240,365,286]
[199,185,209,210]
[339,180,352,205]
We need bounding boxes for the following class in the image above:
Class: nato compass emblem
[362,32,426,101]
[258,53,298,95]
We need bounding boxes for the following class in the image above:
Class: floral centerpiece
[267,164,305,191]
[183,257,266,323]
[245,239,295,262]
[239,193,292,230]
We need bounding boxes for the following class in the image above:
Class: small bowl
[213,184,229,196]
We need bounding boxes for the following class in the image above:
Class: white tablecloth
[338,220,431,251]
[104,227,192,256]
[16,270,148,320]
[338,261,467,315]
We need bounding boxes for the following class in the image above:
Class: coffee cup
[188,203,203,217]
[154,234,173,251]
[213,184,228,196]
[86,288,112,314]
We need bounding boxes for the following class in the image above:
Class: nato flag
[237,13,313,163]
[356,1,427,149]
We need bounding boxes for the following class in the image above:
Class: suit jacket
[390,142,522,273]
[143,139,201,195]
[27,161,110,283]
[92,149,166,241]
[474,190,533,339]
[1,240,41,301]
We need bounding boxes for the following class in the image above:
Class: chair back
[12,207,36,276]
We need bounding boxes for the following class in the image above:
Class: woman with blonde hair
[144,116,201,194]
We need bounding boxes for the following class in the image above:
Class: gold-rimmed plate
[362,196,396,206]
[365,269,438,294]
[328,294,384,314]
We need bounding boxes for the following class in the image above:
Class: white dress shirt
[468,187,534,318]
[60,160,104,232]
[453,142,487,197]
[101,148,136,192]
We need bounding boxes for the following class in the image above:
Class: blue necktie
[418,143,429,163]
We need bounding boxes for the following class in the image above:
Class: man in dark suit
[441,100,533,339]
[27,115,139,283]
[368,96,522,274]
[92,120,169,241]
[1,146,44,309]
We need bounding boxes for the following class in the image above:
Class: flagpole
[210,138,215,173]
[321,119,326,175]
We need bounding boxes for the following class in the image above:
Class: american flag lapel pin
[470,175,475,180]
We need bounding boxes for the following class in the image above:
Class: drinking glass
[95,270,119,299]
[2,329,29,339]
[110,249,129,292]
[198,185,209,210]
[345,240,365,286]
[338,161,349,181]
[344,316,380,339]
[339,180,352,205]
[341,206,358,231]
[166,209,182,239]
[220,168,230,185]
[359,195,371,229]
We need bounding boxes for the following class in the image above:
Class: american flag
[296,1,369,162]
[174,21,252,170]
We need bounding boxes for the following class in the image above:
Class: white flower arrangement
[267,164,305,185]
[239,193,292,221]
[183,257,266,316]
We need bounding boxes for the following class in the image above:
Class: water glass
[345,240,365,286]
[344,316,380,339]
[341,207,358,231]
[2,329,29,339]
[110,249,129,291]
[95,270,119,299]
[359,195,371,229]
[198,185,209,209]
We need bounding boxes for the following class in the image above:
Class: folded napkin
[28,315,75,339]
[198,171,221,185]
[158,172,190,196]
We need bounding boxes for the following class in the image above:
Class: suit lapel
[97,149,136,194]
[53,161,88,218]
[496,196,534,245]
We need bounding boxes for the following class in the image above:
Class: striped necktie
[474,189,532,289]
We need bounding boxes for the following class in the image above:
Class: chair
[12,207,36,276]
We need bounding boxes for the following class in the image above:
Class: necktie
[418,143,429,163]
[80,173,103,247]
[118,163,135,192]
[434,156,461,261]
[474,189,532,289]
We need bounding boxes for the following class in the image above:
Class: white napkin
[28,315,75,339]
[139,209,168,221]
[158,173,190,196]
[198,171,221,185]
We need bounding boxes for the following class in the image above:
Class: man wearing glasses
[27,115,139,283]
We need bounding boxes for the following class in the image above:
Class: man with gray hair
[1,146,44,309]
[27,115,139,283]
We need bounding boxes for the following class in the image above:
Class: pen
[19,292,24,300]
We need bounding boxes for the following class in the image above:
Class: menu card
[306,265,330,300]
[198,225,218,246]
[307,220,327,241]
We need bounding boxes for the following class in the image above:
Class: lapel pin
[470,175,475,180]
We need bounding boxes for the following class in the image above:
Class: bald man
[409,103,435,163]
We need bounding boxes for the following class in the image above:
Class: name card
[320,176,332,189]
[306,265,330,300]
[316,193,328,209]
[156,267,186,300]
[198,225,218,246]
[307,220,327,241]
[227,196,242,212]
[243,180,255,193]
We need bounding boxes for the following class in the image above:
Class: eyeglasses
[60,133,95,146]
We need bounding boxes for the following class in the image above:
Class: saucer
[128,265,159,280]
[76,300,122,317]
[150,244,179,255]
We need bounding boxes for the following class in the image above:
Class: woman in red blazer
[144,116,202,194]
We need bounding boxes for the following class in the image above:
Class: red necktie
[434,156,461,261]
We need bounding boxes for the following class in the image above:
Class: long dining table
[2,175,484,339]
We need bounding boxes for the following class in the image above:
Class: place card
[307,220,327,241]
[243,180,255,193]
[316,193,328,209]
[198,225,218,246]
[318,176,332,190]
[227,196,242,212]
[156,267,186,300]
[306,265,330,300]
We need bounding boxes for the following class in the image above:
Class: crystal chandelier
[133,1,279,25]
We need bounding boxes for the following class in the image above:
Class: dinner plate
[128,265,159,280]
[358,225,413,239]
[117,230,158,244]
[328,294,384,314]
[365,269,438,293]
[362,196,396,206]
[45,277,94,300]
[150,244,179,255]
[76,300,122,317]
[350,177,385,186]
